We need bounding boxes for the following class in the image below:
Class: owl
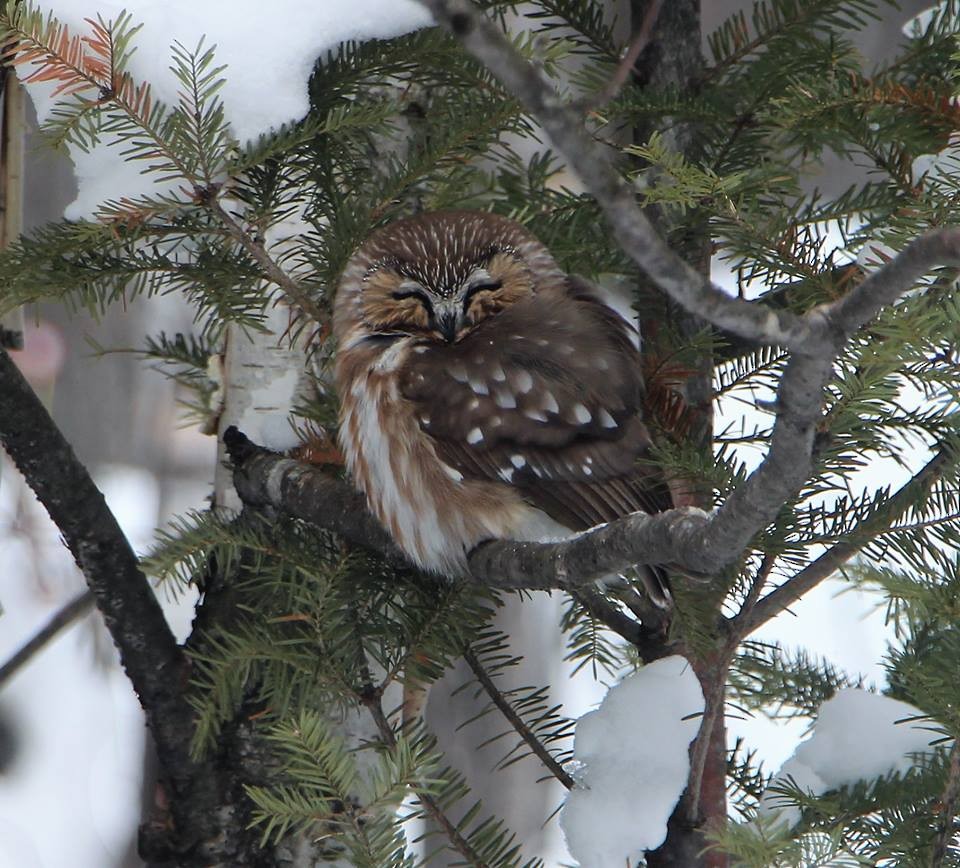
[334,210,670,601]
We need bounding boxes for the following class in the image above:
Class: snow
[756,689,938,830]
[560,655,705,867]
[23,0,433,218]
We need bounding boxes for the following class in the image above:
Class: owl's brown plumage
[334,210,670,597]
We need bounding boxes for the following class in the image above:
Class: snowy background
[0,0,946,866]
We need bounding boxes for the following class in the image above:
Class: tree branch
[731,446,954,635]
[413,0,960,606]
[225,429,716,588]
[461,645,575,789]
[0,346,194,786]
[208,197,328,325]
[580,0,664,111]
[223,426,406,565]
[932,739,960,868]
[417,0,809,348]
[0,588,94,689]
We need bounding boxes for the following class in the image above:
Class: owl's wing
[398,280,672,531]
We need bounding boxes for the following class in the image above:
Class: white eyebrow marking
[573,403,591,424]
[467,427,483,445]
[598,408,617,428]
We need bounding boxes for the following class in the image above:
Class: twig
[462,645,575,790]
[932,740,960,867]
[582,0,664,111]
[360,690,491,868]
[0,589,95,689]
[207,198,327,325]
[0,346,194,787]
[733,446,953,635]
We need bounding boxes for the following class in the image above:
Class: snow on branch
[754,689,940,832]
[560,656,705,867]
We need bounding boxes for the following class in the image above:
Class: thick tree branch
[223,426,405,565]
[0,347,194,785]
[225,430,716,588]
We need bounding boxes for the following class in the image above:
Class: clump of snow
[23,0,433,218]
[757,689,938,830]
[902,2,951,38]
[560,655,705,868]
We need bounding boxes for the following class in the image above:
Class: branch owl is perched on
[334,210,670,599]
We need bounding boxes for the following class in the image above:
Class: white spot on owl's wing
[467,427,484,445]
[494,389,517,409]
[572,403,592,424]
[524,409,548,423]
[598,408,618,428]
[513,370,534,394]
[510,454,526,469]
[469,376,489,396]
[542,392,559,414]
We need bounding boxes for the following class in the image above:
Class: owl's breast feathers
[336,276,670,576]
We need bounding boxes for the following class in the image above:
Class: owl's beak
[433,300,462,343]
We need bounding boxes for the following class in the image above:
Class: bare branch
[581,0,664,111]
[225,431,716,587]
[0,589,94,689]
[0,346,194,785]
[223,425,406,564]
[825,229,960,334]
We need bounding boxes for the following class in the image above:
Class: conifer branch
[359,689,493,868]
[415,0,811,348]
[733,446,953,635]
[207,199,326,324]
[461,645,575,790]
[581,0,664,111]
[932,739,960,867]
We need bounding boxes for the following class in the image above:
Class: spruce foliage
[4,0,960,864]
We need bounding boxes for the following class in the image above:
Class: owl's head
[335,211,565,346]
